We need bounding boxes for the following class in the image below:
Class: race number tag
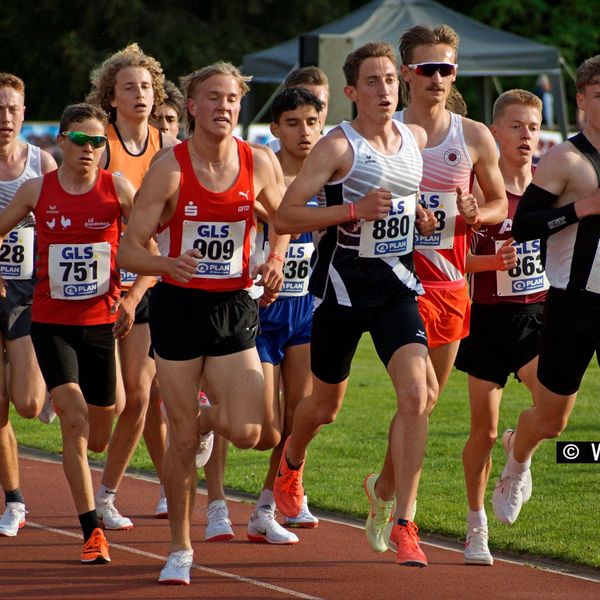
[265,241,314,297]
[120,269,137,287]
[48,242,111,300]
[182,220,244,279]
[414,191,458,249]
[0,227,34,280]
[495,239,549,296]
[359,195,415,258]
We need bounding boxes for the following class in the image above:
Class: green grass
[12,335,600,568]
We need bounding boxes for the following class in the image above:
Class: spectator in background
[533,75,554,128]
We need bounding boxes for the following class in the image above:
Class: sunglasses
[60,131,108,148]
[407,62,457,77]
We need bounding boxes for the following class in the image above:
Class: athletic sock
[95,484,117,506]
[285,455,303,471]
[467,509,487,530]
[257,488,275,512]
[79,509,101,542]
[507,451,531,477]
[396,518,409,527]
[5,488,25,504]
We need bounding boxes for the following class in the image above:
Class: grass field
[12,335,600,568]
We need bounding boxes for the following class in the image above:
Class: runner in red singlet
[0,103,136,563]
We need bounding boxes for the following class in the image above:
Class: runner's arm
[0,178,41,237]
[40,149,58,174]
[465,239,517,273]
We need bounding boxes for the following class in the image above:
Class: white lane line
[27,521,324,600]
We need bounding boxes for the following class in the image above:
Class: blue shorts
[256,294,313,365]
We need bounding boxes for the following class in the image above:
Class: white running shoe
[158,549,193,585]
[363,474,395,553]
[97,497,133,530]
[464,526,493,565]
[247,507,299,544]
[37,393,56,425]
[205,500,234,542]
[155,489,168,519]
[0,502,27,536]
[492,429,532,525]
[196,431,214,469]
[283,495,319,529]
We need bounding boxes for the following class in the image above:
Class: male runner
[362,25,507,553]
[150,80,184,139]
[243,87,325,545]
[493,56,600,524]
[0,102,136,562]
[117,61,287,585]
[455,90,545,564]
[0,73,57,537]
[274,42,438,567]
[86,43,177,529]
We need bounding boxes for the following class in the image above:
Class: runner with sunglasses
[362,24,507,555]
[0,103,136,563]
[86,44,178,529]
[0,73,57,538]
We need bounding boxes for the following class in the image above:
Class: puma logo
[239,190,250,200]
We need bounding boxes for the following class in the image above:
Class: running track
[2,451,598,599]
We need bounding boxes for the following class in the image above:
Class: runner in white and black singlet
[493,56,600,526]
[273,42,438,568]
[454,90,546,565]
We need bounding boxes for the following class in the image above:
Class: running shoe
[283,495,319,529]
[97,497,133,530]
[158,549,193,585]
[37,393,57,425]
[155,489,168,519]
[464,526,493,565]
[273,437,305,518]
[205,500,234,542]
[388,522,427,567]
[247,507,299,544]
[363,474,395,553]
[0,502,26,537]
[80,528,110,564]
[384,498,417,551]
[492,429,532,524]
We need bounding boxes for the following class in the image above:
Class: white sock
[467,509,487,530]
[96,484,116,505]
[508,451,531,476]
[159,484,165,498]
[257,488,274,512]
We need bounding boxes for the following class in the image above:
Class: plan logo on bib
[444,148,462,166]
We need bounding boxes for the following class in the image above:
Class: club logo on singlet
[444,148,462,166]
[184,201,198,217]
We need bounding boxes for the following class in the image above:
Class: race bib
[0,227,34,280]
[414,191,458,249]
[182,220,244,279]
[359,195,416,258]
[495,239,549,296]
[48,242,111,300]
[265,241,314,297]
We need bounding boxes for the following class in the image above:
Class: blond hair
[343,42,397,87]
[180,62,252,133]
[284,66,329,89]
[86,43,166,122]
[492,89,542,122]
[0,73,25,95]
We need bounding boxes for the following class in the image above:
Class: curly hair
[86,43,166,122]
[0,72,25,95]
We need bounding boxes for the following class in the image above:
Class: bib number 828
[0,244,24,264]
[372,216,410,240]
[193,239,234,260]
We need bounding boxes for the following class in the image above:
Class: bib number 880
[372,216,410,240]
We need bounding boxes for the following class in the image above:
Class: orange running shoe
[389,522,427,567]
[80,528,111,564]
[273,437,305,518]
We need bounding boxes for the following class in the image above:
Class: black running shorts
[537,287,600,395]
[30,322,116,407]
[310,292,428,384]
[0,280,36,340]
[455,302,544,388]
[149,282,259,361]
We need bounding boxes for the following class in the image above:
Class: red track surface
[1,453,597,599]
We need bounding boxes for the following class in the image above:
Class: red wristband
[268,253,284,263]
[348,202,358,222]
